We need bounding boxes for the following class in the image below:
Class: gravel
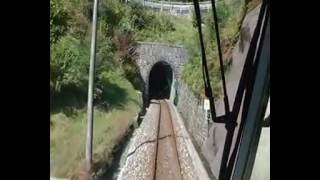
[118,100,209,180]
[117,100,160,180]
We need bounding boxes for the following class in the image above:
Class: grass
[134,13,210,96]
[134,14,198,47]
[50,1,251,177]
[50,76,142,178]
[133,4,246,98]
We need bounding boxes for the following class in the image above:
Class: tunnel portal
[148,62,173,101]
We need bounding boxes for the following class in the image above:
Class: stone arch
[135,42,188,107]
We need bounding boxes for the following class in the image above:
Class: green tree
[50,35,89,93]
[50,0,70,44]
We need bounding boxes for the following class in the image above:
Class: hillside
[50,0,259,178]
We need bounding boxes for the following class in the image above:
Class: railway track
[118,99,209,180]
[153,100,182,180]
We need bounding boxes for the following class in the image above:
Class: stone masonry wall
[176,82,210,147]
[135,42,188,106]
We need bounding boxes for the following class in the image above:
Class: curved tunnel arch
[148,61,173,101]
[135,44,188,108]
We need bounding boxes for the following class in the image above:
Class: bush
[100,0,127,36]
[50,35,89,93]
[128,2,153,30]
[96,34,117,75]
[50,0,70,44]
[181,0,247,98]
[182,56,204,95]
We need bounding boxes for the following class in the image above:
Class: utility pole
[86,0,99,173]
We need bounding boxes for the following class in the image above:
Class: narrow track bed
[154,100,182,180]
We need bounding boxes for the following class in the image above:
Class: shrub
[50,0,70,44]
[50,35,89,93]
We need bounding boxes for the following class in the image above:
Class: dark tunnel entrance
[148,62,173,101]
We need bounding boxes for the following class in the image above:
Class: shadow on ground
[50,81,129,117]
[95,114,143,180]
[95,81,129,111]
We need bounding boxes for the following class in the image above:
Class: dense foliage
[183,0,246,98]
[50,0,252,177]
[50,0,172,111]
[51,0,247,108]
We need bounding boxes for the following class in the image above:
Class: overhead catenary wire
[218,1,269,179]
[192,0,269,179]
[192,0,217,119]
[209,0,230,116]
[225,3,269,179]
